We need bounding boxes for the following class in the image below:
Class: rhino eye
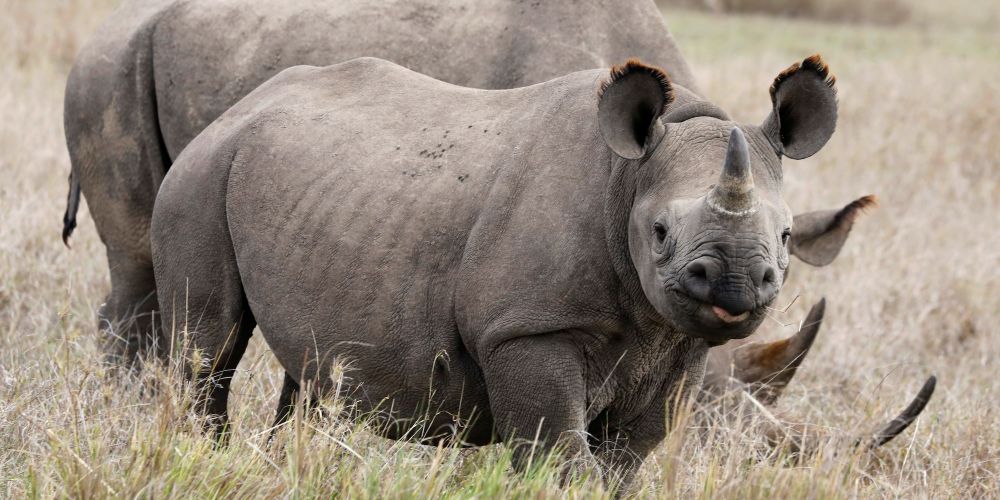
[781,228,792,245]
[653,222,667,244]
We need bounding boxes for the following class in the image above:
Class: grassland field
[0,0,997,497]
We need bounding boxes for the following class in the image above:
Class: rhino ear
[762,54,837,160]
[791,195,877,266]
[598,59,673,160]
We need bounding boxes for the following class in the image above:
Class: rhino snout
[680,257,779,318]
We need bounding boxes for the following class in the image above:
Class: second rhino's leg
[482,333,596,478]
[268,372,324,444]
[99,248,160,368]
[64,39,170,369]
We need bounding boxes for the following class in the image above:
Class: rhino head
[598,56,837,344]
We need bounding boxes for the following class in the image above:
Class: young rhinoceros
[151,56,837,483]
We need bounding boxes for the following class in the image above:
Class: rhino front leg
[591,357,705,495]
[590,417,663,492]
[590,384,681,494]
[482,333,597,479]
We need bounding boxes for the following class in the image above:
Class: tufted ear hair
[762,54,838,160]
[598,59,673,160]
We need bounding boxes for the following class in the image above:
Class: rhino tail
[62,171,81,248]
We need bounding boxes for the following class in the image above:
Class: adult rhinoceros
[150,56,929,487]
[64,0,869,402]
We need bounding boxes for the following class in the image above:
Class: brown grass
[659,0,910,26]
[1,0,998,497]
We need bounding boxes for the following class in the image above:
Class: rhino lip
[671,289,756,327]
[711,305,750,323]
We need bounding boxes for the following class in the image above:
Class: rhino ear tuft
[791,195,877,266]
[762,54,838,160]
[598,59,673,160]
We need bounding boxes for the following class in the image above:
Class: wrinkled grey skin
[65,0,859,389]
[62,0,694,365]
[151,56,838,486]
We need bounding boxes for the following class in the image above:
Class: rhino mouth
[669,289,764,341]
[711,305,750,323]
[692,300,756,329]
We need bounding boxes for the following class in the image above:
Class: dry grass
[659,0,911,26]
[1,0,998,497]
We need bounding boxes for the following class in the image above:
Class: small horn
[759,374,937,462]
[708,127,758,216]
[735,298,825,405]
[862,375,937,449]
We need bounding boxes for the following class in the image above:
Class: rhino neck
[602,151,689,350]
[598,151,709,419]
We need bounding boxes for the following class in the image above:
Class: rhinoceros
[149,55,919,485]
[64,0,870,404]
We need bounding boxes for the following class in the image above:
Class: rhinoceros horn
[734,298,826,405]
[708,127,758,216]
[761,374,937,459]
[864,375,937,449]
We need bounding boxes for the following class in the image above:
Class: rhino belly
[224,134,499,440]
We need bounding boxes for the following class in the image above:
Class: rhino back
[151,0,698,159]
[209,60,623,405]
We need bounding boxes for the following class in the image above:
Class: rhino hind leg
[64,12,170,369]
[156,250,256,439]
[155,259,255,438]
[267,372,325,444]
[196,312,255,440]
[99,251,160,369]
[151,154,256,440]
[271,373,300,433]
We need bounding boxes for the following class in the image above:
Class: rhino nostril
[750,262,778,289]
[688,262,708,282]
[754,265,781,306]
[763,267,777,285]
[681,258,719,303]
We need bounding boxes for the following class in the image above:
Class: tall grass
[1,0,997,497]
